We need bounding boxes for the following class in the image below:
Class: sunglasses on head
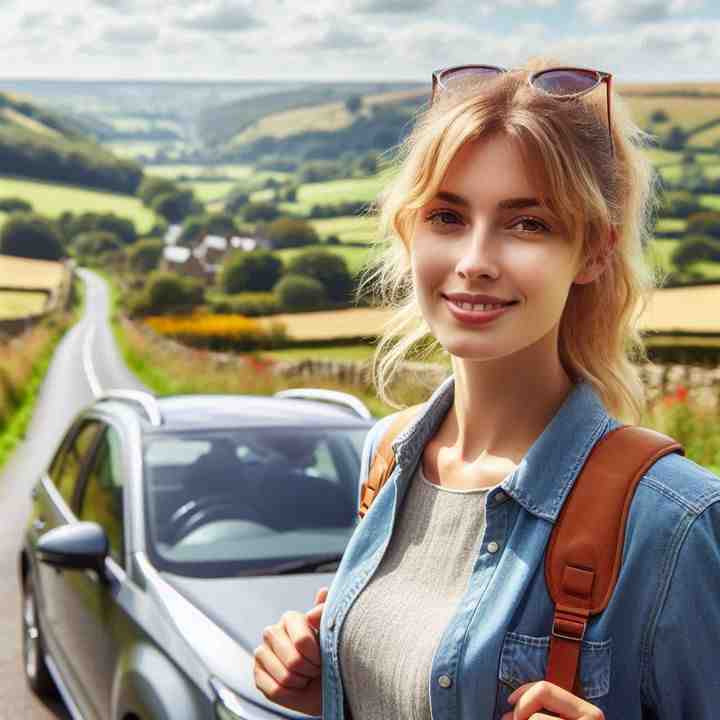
[431,65,614,157]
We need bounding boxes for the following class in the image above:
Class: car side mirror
[36,522,109,574]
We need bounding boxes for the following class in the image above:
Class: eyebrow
[435,191,542,210]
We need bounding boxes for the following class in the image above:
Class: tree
[220,250,284,293]
[286,249,354,303]
[224,186,251,215]
[243,202,281,223]
[205,212,238,237]
[93,213,137,245]
[267,218,319,249]
[0,197,32,213]
[671,235,720,270]
[650,109,669,123]
[660,191,703,219]
[686,212,720,240]
[0,212,64,261]
[664,125,687,151]
[74,231,122,259]
[138,177,179,207]
[152,190,198,224]
[274,274,327,311]
[345,95,363,114]
[128,238,164,273]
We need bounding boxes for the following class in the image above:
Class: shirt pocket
[493,631,612,720]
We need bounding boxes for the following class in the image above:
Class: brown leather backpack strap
[544,425,684,696]
[358,404,423,520]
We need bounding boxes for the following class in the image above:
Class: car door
[34,418,104,700]
[55,423,128,720]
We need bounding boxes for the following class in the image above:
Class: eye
[424,209,463,228]
[509,216,551,233]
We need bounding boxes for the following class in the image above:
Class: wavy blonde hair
[356,58,665,423]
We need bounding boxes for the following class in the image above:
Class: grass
[145,164,256,180]
[309,215,379,244]
[275,243,378,277]
[0,291,48,318]
[625,96,720,129]
[700,194,720,210]
[0,176,158,234]
[0,280,83,470]
[179,179,237,203]
[655,218,686,234]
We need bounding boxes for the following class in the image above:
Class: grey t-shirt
[338,462,495,720]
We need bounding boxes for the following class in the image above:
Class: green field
[310,215,379,244]
[655,218,686,233]
[276,243,378,276]
[0,176,158,234]
[179,180,237,203]
[700,194,720,210]
[0,291,47,318]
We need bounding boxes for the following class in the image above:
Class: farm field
[146,164,256,179]
[625,96,720,130]
[0,254,65,290]
[310,215,379,244]
[179,179,236,203]
[0,291,47,318]
[0,176,157,234]
[252,283,720,342]
[275,243,379,277]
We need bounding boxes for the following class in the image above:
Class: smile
[443,296,518,325]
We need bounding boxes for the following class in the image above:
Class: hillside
[0,91,143,193]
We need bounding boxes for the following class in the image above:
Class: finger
[284,611,324,667]
[254,644,311,690]
[254,656,317,709]
[509,680,602,719]
[263,618,321,675]
[314,586,329,605]
[306,602,324,632]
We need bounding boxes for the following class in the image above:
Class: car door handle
[32,519,46,532]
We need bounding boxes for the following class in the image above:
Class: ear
[574,228,617,285]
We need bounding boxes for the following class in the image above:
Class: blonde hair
[356,57,664,423]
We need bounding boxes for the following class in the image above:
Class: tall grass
[0,309,78,469]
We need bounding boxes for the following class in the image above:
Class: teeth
[453,300,507,311]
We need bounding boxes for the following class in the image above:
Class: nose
[454,224,500,280]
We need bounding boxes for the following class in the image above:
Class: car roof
[96,394,375,432]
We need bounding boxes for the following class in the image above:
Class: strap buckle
[552,614,587,642]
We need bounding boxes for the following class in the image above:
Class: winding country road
[0,269,146,719]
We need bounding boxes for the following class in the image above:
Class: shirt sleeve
[646,500,720,717]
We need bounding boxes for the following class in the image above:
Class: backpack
[358,405,684,698]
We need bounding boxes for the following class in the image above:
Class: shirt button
[487,541,500,554]
[438,675,452,688]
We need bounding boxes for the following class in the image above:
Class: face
[411,133,598,365]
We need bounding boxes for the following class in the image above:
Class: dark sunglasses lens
[438,67,503,94]
[533,69,599,96]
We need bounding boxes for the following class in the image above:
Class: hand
[253,586,329,716]
[500,681,605,720]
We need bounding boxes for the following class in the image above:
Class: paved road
[0,270,146,719]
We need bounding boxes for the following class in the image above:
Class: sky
[2,0,720,83]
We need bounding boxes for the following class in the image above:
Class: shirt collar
[391,374,612,523]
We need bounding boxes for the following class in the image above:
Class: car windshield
[142,426,369,578]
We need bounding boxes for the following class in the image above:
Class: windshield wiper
[268,554,343,575]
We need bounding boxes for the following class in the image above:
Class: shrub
[0,197,32,213]
[128,238,164,273]
[221,250,284,293]
[671,235,720,270]
[274,274,327,311]
[660,191,703,219]
[224,186,251,215]
[0,212,64,261]
[686,212,720,240]
[267,218,319,249]
[243,202,280,222]
[208,291,280,316]
[143,271,204,314]
[74,231,122,261]
[286,249,354,302]
[152,190,200,223]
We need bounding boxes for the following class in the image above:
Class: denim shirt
[319,375,720,720]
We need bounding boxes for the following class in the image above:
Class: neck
[447,338,575,464]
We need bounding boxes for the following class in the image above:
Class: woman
[253,58,720,719]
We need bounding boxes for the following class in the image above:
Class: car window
[78,427,125,567]
[53,421,103,506]
[142,426,369,578]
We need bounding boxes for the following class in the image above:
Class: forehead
[439,134,547,205]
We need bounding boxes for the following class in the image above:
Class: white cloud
[578,0,704,25]
[100,22,158,45]
[174,1,263,32]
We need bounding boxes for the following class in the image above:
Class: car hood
[160,571,335,716]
